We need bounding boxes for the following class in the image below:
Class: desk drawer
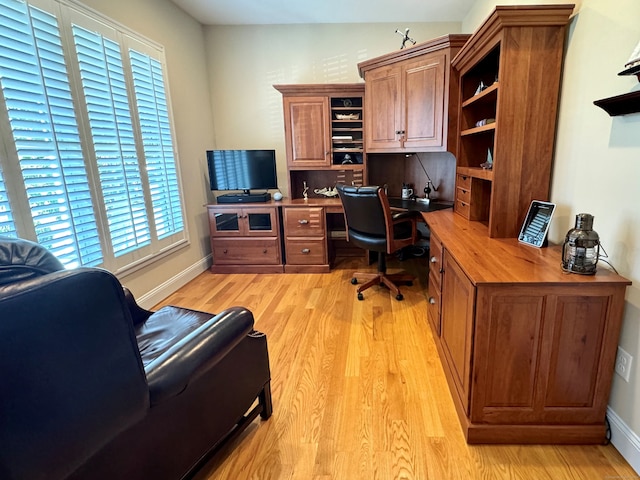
[212,238,280,265]
[457,173,472,190]
[456,186,471,205]
[455,199,471,219]
[285,237,327,265]
[284,207,325,236]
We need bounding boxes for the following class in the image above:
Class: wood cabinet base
[210,264,284,274]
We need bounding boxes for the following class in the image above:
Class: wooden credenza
[424,210,631,444]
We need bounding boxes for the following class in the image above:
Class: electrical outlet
[615,346,633,382]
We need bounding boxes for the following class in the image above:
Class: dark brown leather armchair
[0,237,272,480]
[336,184,418,301]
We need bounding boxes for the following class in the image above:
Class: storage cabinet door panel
[285,96,330,167]
[364,66,402,151]
[441,250,475,414]
[403,54,445,150]
[472,289,545,423]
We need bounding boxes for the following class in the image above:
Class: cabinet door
[364,65,403,151]
[283,96,331,167]
[208,208,243,237]
[440,250,475,415]
[244,208,278,236]
[402,53,446,150]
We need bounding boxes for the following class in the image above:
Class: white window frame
[0,0,188,274]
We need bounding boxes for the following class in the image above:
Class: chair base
[352,270,414,301]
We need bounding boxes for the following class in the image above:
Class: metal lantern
[561,213,600,275]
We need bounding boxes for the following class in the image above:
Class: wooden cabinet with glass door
[207,203,283,273]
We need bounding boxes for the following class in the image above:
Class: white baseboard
[608,407,640,475]
[136,254,212,310]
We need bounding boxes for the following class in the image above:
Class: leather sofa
[0,237,272,480]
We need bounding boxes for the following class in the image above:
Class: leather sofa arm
[144,306,255,406]
[0,268,148,480]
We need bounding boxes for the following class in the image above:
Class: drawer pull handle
[429,297,436,305]
[263,249,267,254]
[430,256,438,263]
[298,219,309,225]
[301,248,310,254]
[223,249,228,254]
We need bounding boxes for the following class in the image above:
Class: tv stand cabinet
[207,203,283,273]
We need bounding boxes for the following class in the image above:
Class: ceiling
[170,0,476,25]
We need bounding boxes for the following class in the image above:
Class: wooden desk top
[422,210,631,287]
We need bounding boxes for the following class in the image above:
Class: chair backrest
[0,236,65,286]
[336,184,388,238]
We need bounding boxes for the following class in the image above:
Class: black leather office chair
[336,184,418,301]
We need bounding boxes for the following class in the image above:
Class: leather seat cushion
[135,306,216,367]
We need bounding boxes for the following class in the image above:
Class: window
[0,0,186,271]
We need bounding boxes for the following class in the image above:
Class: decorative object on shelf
[475,118,495,127]
[561,213,600,275]
[341,153,353,164]
[313,187,338,197]
[480,148,493,170]
[302,181,309,200]
[518,200,555,248]
[395,28,416,49]
[335,113,360,120]
[620,39,640,77]
[474,80,488,96]
[595,40,640,115]
[273,191,283,201]
[341,98,353,107]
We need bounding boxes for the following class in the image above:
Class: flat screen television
[206,149,277,203]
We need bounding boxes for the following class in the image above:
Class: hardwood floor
[155,256,636,480]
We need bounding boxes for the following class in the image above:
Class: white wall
[464,0,640,472]
[79,0,217,301]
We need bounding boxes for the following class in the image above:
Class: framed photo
[518,200,556,248]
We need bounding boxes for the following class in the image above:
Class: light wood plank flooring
[155,256,636,480]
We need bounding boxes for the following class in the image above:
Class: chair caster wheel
[357,292,364,301]
[351,278,358,285]
[396,294,404,301]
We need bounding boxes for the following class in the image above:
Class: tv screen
[206,149,278,193]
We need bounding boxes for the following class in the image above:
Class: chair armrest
[144,306,255,406]
[0,268,148,480]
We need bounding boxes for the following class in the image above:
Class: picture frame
[518,200,556,248]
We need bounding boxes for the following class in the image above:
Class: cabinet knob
[298,219,309,225]
[263,249,267,254]
[429,297,436,305]
[301,248,310,254]
[430,256,438,263]
[223,249,228,254]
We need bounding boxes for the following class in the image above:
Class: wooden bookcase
[451,4,575,238]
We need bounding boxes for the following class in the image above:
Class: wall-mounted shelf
[594,90,640,116]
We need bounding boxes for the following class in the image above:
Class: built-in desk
[207,197,450,273]
[422,209,632,444]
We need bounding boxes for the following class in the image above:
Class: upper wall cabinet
[451,4,574,238]
[358,35,469,154]
[274,84,367,198]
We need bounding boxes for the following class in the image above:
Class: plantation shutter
[0,0,102,266]
[129,49,184,240]
[0,167,17,237]
[72,23,151,258]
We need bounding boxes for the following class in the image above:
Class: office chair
[336,184,419,301]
